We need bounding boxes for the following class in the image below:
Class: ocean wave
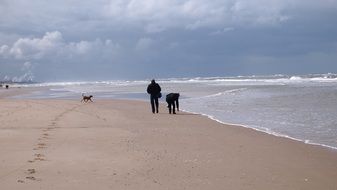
[181,108,337,150]
[158,74,337,85]
[11,73,337,88]
[202,88,248,98]
[15,80,149,88]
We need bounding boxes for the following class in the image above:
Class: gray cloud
[0,31,121,61]
[1,0,337,81]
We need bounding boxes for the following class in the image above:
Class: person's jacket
[147,83,161,96]
[166,93,179,103]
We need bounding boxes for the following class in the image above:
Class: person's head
[151,79,155,84]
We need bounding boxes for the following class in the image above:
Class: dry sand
[0,96,337,189]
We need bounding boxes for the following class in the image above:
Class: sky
[1,0,337,82]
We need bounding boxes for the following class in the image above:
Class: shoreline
[181,109,337,151]
[0,98,337,189]
[3,86,337,151]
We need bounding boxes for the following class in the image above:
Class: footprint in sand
[41,133,50,140]
[35,157,45,161]
[34,154,46,161]
[35,153,44,157]
[26,169,36,174]
[26,176,36,180]
[33,142,47,150]
[37,143,47,147]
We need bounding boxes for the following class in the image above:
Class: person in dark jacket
[166,93,180,114]
[147,79,161,113]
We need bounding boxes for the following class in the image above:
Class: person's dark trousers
[150,95,159,113]
[167,101,176,114]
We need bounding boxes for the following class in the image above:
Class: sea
[11,73,337,149]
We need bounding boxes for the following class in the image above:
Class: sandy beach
[1,91,337,189]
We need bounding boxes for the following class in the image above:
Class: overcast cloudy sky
[1,0,337,82]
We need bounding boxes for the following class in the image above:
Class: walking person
[147,79,161,113]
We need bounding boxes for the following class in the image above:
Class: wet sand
[0,97,337,190]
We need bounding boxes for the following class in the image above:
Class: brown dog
[81,93,93,102]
